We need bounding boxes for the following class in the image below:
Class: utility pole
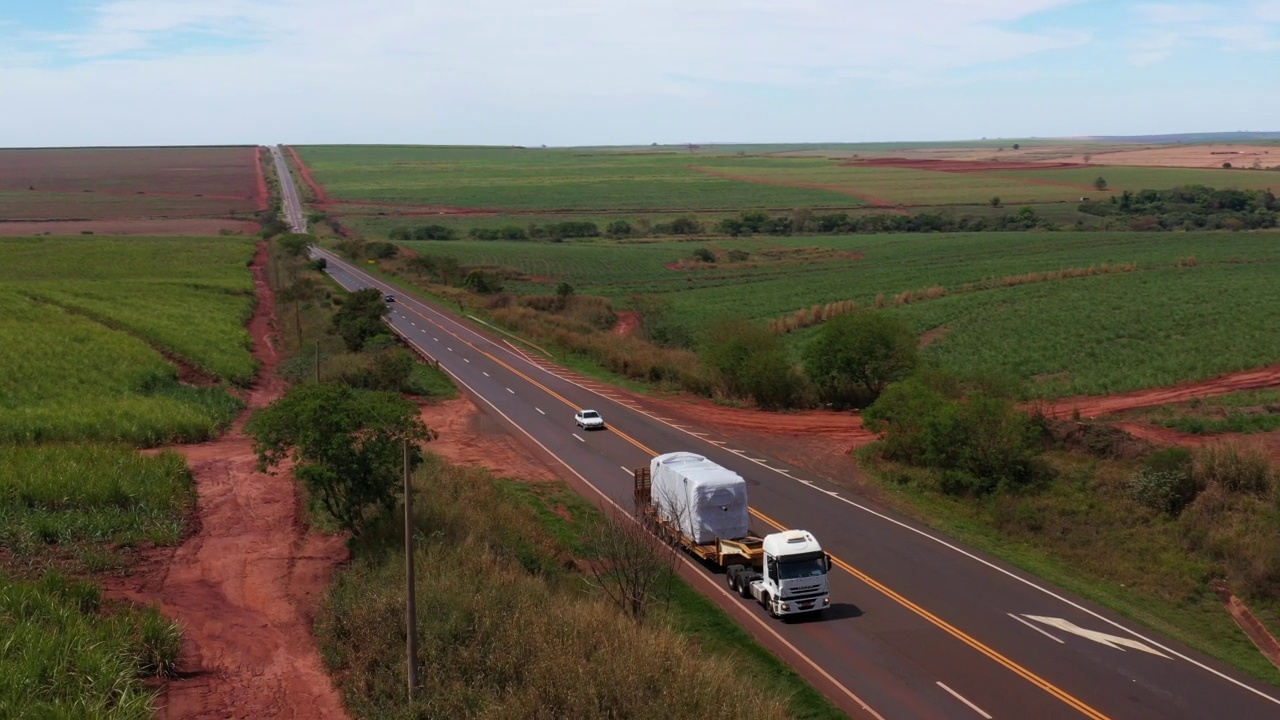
[404,440,419,699]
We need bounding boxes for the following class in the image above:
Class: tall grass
[0,237,259,384]
[318,456,834,719]
[0,571,181,719]
[0,242,250,445]
[0,445,193,561]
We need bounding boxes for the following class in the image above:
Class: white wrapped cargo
[650,452,749,544]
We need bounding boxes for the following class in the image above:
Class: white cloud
[0,0,1273,145]
[1126,0,1280,63]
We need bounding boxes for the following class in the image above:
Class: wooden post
[404,440,419,698]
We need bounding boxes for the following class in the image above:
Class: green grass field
[0,445,193,567]
[0,237,256,444]
[401,230,1280,398]
[297,146,866,210]
[298,144,1280,215]
[0,236,259,382]
[0,571,181,719]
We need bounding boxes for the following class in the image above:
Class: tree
[585,508,681,624]
[555,281,575,310]
[989,196,1002,208]
[862,376,1047,496]
[1094,176,1108,191]
[245,383,433,533]
[279,276,325,346]
[332,288,390,351]
[605,220,633,238]
[802,313,918,408]
[463,269,503,294]
[1012,143,1020,150]
[700,317,804,408]
[276,233,313,257]
[692,247,716,263]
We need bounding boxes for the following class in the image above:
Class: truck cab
[730,529,831,618]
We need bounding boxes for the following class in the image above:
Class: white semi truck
[634,451,831,619]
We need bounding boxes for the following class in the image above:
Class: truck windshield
[777,558,826,580]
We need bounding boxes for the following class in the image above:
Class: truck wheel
[738,576,752,599]
[726,569,738,593]
[763,593,776,618]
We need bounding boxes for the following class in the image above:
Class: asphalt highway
[269,145,307,233]
[313,251,1280,720]
[274,148,1280,719]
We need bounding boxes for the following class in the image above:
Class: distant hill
[1087,131,1280,144]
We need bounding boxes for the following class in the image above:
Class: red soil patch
[685,165,904,209]
[105,242,348,720]
[605,387,879,486]
[0,147,262,221]
[286,146,329,207]
[0,219,258,236]
[1043,363,1280,420]
[418,397,560,482]
[843,158,1089,173]
[613,310,640,337]
[918,325,950,349]
[254,147,269,212]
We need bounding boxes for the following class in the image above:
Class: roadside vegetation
[296,143,1280,690]
[0,235,265,717]
[260,234,845,716]
[333,229,1280,404]
[318,456,841,719]
[857,417,1280,685]
[1130,389,1280,435]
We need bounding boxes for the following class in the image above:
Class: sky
[0,0,1277,147]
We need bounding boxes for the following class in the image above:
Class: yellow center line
[396,293,1112,720]
[748,505,1110,720]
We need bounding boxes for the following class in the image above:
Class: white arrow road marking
[1022,616,1169,657]
[1009,613,1063,643]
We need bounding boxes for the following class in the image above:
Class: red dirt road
[107,243,348,720]
[843,158,1089,173]
[254,147,270,212]
[1044,363,1280,419]
[286,146,329,207]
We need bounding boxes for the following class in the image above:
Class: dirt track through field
[1044,363,1280,419]
[287,146,329,208]
[106,242,349,720]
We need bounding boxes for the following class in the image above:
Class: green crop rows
[405,230,1280,398]
[296,145,861,210]
[299,144,1280,212]
[0,237,256,444]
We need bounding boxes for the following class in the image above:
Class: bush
[692,247,716,263]
[1131,469,1198,515]
[1192,441,1274,496]
[863,375,1049,496]
[605,220,632,238]
[1131,446,1200,514]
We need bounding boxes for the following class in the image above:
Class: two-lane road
[313,250,1280,720]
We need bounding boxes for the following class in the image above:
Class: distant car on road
[574,409,605,430]
[384,294,395,302]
